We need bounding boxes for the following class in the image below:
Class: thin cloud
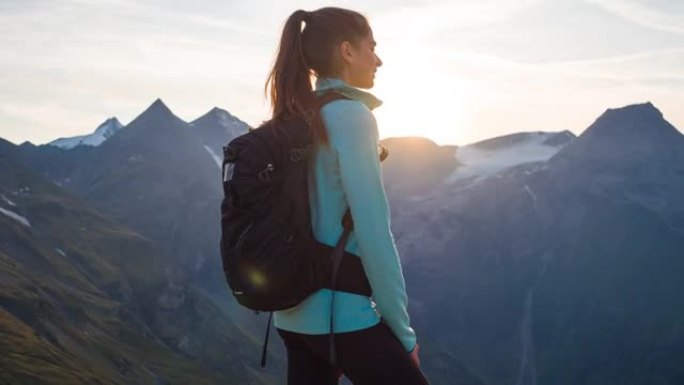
[434,47,684,92]
[545,48,684,82]
[427,0,682,65]
[585,0,684,34]
[374,0,544,38]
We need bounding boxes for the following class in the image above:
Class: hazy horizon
[1,0,683,146]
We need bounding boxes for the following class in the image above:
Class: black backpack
[220,92,380,365]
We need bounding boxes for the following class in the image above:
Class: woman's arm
[323,99,417,352]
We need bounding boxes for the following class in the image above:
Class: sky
[1,0,682,146]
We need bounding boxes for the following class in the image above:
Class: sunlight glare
[372,45,471,146]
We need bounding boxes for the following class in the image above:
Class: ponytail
[265,10,316,129]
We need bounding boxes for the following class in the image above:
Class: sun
[371,46,471,146]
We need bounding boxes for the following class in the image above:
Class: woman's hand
[410,343,421,368]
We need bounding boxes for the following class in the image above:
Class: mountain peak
[107,116,121,124]
[127,98,186,129]
[94,117,123,134]
[583,102,678,140]
[192,107,239,125]
[190,107,250,141]
[605,101,660,117]
[551,102,684,166]
[207,106,232,120]
[104,116,122,126]
[147,98,173,115]
[49,117,124,149]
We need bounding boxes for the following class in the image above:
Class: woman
[266,7,430,385]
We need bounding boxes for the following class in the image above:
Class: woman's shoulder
[320,98,378,149]
[320,97,376,129]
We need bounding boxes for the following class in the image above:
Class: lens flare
[246,268,267,289]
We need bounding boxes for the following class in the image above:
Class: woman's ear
[339,41,355,65]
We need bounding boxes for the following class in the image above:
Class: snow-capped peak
[49,117,124,149]
[445,131,575,184]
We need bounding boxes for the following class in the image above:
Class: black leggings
[277,321,431,385]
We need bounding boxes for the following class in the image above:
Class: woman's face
[343,30,383,89]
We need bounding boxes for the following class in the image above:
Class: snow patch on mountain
[204,145,222,169]
[1,194,16,207]
[12,187,31,196]
[49,117,124,149]
[0,206,31,227]
[445,132,569,184]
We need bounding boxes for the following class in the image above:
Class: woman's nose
[376,54,383,67]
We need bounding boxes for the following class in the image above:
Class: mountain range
[1,100,683,385]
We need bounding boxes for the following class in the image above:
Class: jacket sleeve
[322,100,417,352]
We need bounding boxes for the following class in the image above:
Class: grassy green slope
[0,157,258,384]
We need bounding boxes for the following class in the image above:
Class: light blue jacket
[273,77,416,352]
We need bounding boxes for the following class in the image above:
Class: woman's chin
[348,77,374,89]
[361,79,375,89]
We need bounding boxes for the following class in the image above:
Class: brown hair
[265,7,371,143]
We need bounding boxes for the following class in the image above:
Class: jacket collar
[314,77,383,111]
